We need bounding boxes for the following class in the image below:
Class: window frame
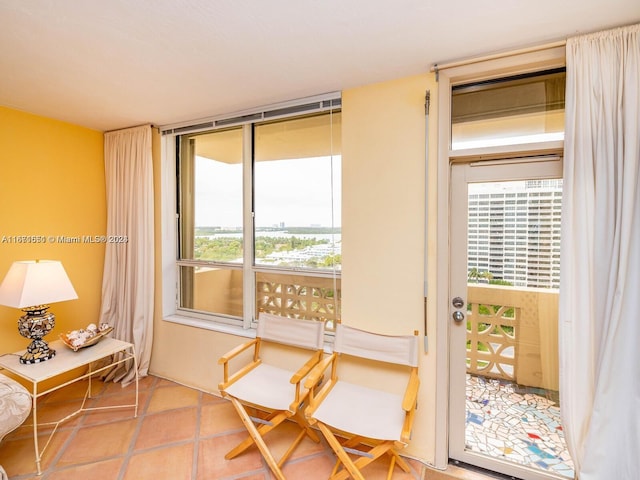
[161,93,342,334]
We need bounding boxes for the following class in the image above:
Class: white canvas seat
[305,324,420,480]
[224,363,303,411]
[311,381,406,442]
[218,313,325,480]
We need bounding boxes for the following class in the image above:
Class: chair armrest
[304,353,336,390]
[402,369,420,411]
[218,360,261,392]
[218,338,259,386]
[218,338,258,365]
[304,354,338,418]
[290,350,323,384]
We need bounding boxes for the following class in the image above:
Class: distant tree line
[193,236,340,268]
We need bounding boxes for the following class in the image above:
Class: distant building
[467,179,562,289]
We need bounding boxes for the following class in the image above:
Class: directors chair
[305,324,420,480]
[218,313,325,480]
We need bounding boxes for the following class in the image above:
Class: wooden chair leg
[391,450,411,473]
[229,398,286,480]
[270,409,318,467]
[387,454,396,480]
[278,428,307,468]
[331,435,364,477]
[227,407,319,468]
[331,442,394,480]
[319,423,366,480]
[292,408,321,443]
[331,458,342,477]
[225,410,287,459]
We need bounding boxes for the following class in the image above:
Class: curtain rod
[104,123,156,134]
[431,40,566,73]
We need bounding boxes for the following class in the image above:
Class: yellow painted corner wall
[149,72,441,465]
[0,106,105,355]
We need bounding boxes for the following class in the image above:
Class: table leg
[88,361,93,398]
[31,384,42,475]
[132,345,139,417]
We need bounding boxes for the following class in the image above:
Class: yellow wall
[0,107,105,354]
[149,72,441,464]
[341,73,438,462]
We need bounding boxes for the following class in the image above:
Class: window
[451,68,566,150]
[172,97,342,330]
[178,127,245,319]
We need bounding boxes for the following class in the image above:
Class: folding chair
[304,324,420,480]
[218,313,325,480]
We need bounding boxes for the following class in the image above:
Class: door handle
[452,310,465,323]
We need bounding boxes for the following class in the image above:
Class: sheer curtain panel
[560,24,640,480]
[100,125,154,385]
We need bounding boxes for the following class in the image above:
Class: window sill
[162,313,335,352]
[163,314,256,340]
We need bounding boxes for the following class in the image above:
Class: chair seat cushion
[313,380,405,441]
[0,373,31,442]
[224,364,304,412]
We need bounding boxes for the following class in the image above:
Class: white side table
[0,337,138,475]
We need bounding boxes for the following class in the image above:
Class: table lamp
[0,260,78,364]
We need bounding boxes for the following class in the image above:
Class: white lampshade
[0,260,78,309]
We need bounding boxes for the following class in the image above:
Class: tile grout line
[117,375,158,480]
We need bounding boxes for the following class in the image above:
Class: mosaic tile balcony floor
[466,374,575,479]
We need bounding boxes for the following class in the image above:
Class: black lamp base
[18,306,57,365]
[20,339,56,364]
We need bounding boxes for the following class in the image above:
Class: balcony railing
[256,271,341,330]
[467,284,559,391]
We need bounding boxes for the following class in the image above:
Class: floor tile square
[124,443,193,480]
[135,407,198,451]
[56,418,137,466]
[147,385,199,413]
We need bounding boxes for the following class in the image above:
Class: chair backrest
[333,324,419,367]
[257,313,325,350]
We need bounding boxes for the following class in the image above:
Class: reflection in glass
[179,265,243,317]
[254,113,342,271]
[179,127,244,263]
[452,69,566,150]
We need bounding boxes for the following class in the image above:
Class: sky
[194,155,342,228]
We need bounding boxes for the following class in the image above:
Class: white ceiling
[1,1,638,132]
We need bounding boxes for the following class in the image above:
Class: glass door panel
[449,157,574,480]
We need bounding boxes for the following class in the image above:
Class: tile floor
[0,375,425,480]
[465,374,575,479]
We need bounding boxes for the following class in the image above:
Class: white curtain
[100,125,154,385]
[560,24,640,479]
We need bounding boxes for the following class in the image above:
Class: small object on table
[60,323,114,352]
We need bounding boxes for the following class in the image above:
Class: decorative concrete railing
[467,284,559,391]
[256,272,341,330]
